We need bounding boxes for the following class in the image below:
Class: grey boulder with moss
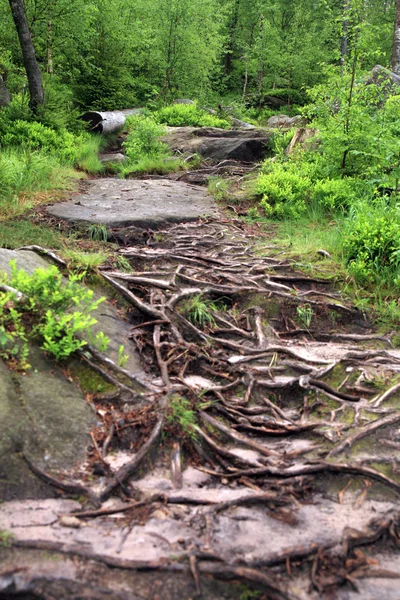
[0,247,145,499]
[163,126,272,162]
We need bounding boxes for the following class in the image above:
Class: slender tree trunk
[0,75,10,107]
[340,0,350,67]
[46,21,53,75]
[391,0,400,74]
[8,0,44,112]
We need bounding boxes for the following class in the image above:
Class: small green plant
[117,344,129,367]
[0,529,14,548]
[92,330,109,352]
[0,261,108,368]
[239,587,262,600]
[115,255,132,273]
[87,223,108,242]
[180,295,220,328]
[296,304,313,328]
[166,395,197,439]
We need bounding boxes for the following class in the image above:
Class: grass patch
[0,149,81,219]
[118,156,186,177]
[62,249,109,274]
[0,220,65,249]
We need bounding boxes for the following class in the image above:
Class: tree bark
[0,75,10,107]
[340,0,350,67]
[8,0,44,112]
[392,0,400,74]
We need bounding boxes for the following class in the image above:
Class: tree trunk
[8,0,44,112]
[391,0,400,74]
[340,0,350,67]
[0,75,10,107]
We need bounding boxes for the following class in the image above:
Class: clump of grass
[296,304,313,328]
[180,294,221,328]
[63,249,109,274]
[74,136,104,173]
[87,223,108,242]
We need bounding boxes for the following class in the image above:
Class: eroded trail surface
[2,209,400,599]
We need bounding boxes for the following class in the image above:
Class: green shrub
[0,119,102,171]
[0,261,108,367]
[123,115,168,162]
[256,165,312,219]
[342,203,400,279]
[311,178,358,213]
[156,103,230,128]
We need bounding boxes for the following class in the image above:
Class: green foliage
[342,201,400,284]
[156,104,230,128]
[87,224,108,242]
[63,250,109,276]
[296,304,313,328]
[0,149,77,217]
[0,118,102,171]
[123,115,168,163]
[115,255,132,273]
[166,395,197,439]
[117,156,185,178]
[257,164,311,219]
[0,529,14,548]
[0,262,108,367]
[180,295,220,328]
[117,344,129,367]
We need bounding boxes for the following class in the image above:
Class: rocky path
[1,175,400,600]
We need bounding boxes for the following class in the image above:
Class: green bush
[256,164,312,219]
[0,119,102,169]
[311,178,358,213]
[156,103,230,128]
[342,203,400,281]
[123,115,169,162]
[0,261,108,367]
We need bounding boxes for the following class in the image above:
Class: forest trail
[2,173,400,600]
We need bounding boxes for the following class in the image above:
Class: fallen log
[80,108,144,133]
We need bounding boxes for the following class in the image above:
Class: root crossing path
[2,216,400,600]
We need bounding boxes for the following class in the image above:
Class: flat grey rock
[46,179,218,228]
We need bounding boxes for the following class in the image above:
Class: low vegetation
[0,262,108,369]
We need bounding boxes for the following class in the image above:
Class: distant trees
[0,0,397,111]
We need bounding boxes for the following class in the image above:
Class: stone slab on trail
[46,179,218,228]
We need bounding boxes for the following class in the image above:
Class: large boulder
[163,126,272,163]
